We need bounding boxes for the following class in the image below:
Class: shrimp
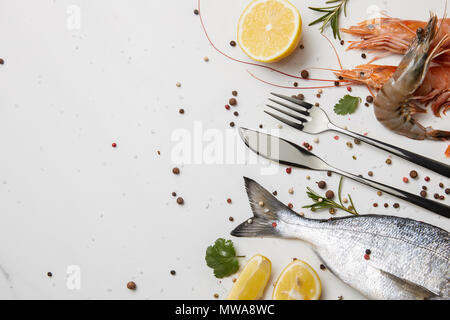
[334,64,450,116]
[341,18,450,66]
[373,15,450,140]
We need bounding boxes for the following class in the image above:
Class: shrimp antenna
[197,0,342,83]
[247,71,350,89]
[321,34,343,70]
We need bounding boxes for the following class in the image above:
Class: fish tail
[231,177,300,238]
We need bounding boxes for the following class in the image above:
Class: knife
[239,127,450,218]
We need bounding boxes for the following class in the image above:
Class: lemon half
[237,0,302,63]
[227,254,272,300]
[272,260,321,300]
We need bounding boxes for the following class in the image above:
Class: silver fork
[265,92,450,178]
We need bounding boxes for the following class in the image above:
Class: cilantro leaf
[334,95,361,115]
[205,238,241,278]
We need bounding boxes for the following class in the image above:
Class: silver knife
[239,127,450,218]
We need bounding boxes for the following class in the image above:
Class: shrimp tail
[426,128,450,140]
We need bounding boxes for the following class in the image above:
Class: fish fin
[378,270,439,300]
[230,177,295,238]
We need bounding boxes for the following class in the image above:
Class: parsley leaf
[333,95,361,115]
[205,238,243,278]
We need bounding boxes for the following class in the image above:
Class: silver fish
[231,178,450,300]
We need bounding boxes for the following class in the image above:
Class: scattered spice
[259,124,263,129]
[385,158,392,165]
[227,198,232,204]
[203,56,209,62]
[409,170,418,179]
[320,264,326,270]
[377,191,382,196]
[327,171,332,177]
[47,272,53,277]
[317,181,327,189]
[325,190,335,199]
[301,70,309,79]
[365,249,371,255]
[334,81,340,86]
[259,201,265,207]
[272,190,278,196]
[364,254,370,260]
[272,222,277,228]
[346,142,353,148]
[230,40,236,47]
[306,175,311,180]
[172,192,177,197]
[314,137,320,143]
[420,190,427,198]
[229,98,237,106]
[368,171,373,177]
[127,281,137,290]
[293,82,298,87]
[194,9,199,15]
[439,182,444,188]
[233,111,239,117]
[288,187,294,194]
[422,186,427,190]
[170,270,176,276]
[361,53,367,59]
[424,176,430,182]
[229,122,235,127]
[112,142,117,148]
[402,177,409,183]
[393,203,400,208]
[373,203,378,207]
[176,82,181,87]
[297,93,305,100]
[286,167,292,174]
[225,104,230,110]
[213,293,219,299]
[300,44,305,49]
[366,96,374,103]
[0,58,4,65]
[229,216,234,222]
[176,197,184,205]
[384,203,389,208]
[354,138,361,145]
[445,188,450,195]
[172,167,180,175]
[288,203,294,209]
[179,108,185,114]
[440,195,445,200]
[232,90,238,97]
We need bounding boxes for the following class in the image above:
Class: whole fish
[231,178,450,300]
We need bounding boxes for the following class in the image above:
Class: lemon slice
[272,260,321,300]
[227,254,272,300]
[237,0,302,63]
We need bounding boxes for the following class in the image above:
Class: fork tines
[265,93,312,131]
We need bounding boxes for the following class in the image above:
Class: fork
[265,92,450,178]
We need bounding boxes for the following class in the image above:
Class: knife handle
[334,169,450,218]
[330,124,450,178]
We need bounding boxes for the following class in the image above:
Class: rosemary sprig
[308,0,349,39]
[303,176,359,215]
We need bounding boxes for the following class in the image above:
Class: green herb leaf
[308,0,349,39]
[205,238,243,278]
[334,94,361,115]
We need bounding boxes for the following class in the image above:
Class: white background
[0,0,448,299]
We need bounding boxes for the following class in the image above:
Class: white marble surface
[0,0,448,300]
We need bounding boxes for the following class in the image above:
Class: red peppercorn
[286,167,292,174]
[225,104,230,110]
[334,135,339,140]
[364,254,370,260]
[227,198,232,204]
[112,143,117,148]
[347,86,352,92]
[307,145,312,151]
[424,176,430,182]
[403,177,409,183]
[272,222,277,228]
[288,203,293,209]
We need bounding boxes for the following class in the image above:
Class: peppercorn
[176,197,184,205]
[229,122,235,127]
[446,188,450,195]
[296,93,305,100]
[179,108,184,114]
[393,203,400,208]
[385,158,392,165]
[229,98,237,106]
[409,170,418,179]
[233,111,239,116]
[424,176,430,182]
[259,124,263,129]
[232,90,238,96]
[229,216,234,222]
[340,40,345,45]
[329,208,336,214]
[286,167,292,174]
[420,190,427,198]
[227,198,232,204]
[172,167,180,175]
[403,177,409,183]
[170,270,176,276]
[225,104,230,110]
[366,96,374,103]
[327,171,332,177]
[377,191,382,196]
[301,70,309,79]
[272,190,278,196]
[194,9,199,15]
[373,203,378,207]
[439,195,445,200]
[361,53,367,59]
[368,171,373,177]
[334,81,340,86]
[112,142,117,148]
[317,181,327,189]
[299,44,304,49]
[384,203,389,208]
[47,272,53,277]
[172,192,177,197]
[288,203,293,209]
[439,182,444,188]
[293,82,298,87]
[365,249,371,255]
[325,190,335,199]
[229,40,236,47]
[346,142,353,148]
[320,264,326,270]
[434,193,440,199]
[354,138,361,145]
[127,281,137,290]
[213,293,219,299]
[422,186,427,190]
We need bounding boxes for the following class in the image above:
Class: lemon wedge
[237,0,302,63]
[227,254,272,300]
[272,260,321,300]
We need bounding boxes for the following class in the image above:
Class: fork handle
[329,124,450,178]
[333,168,450,218]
